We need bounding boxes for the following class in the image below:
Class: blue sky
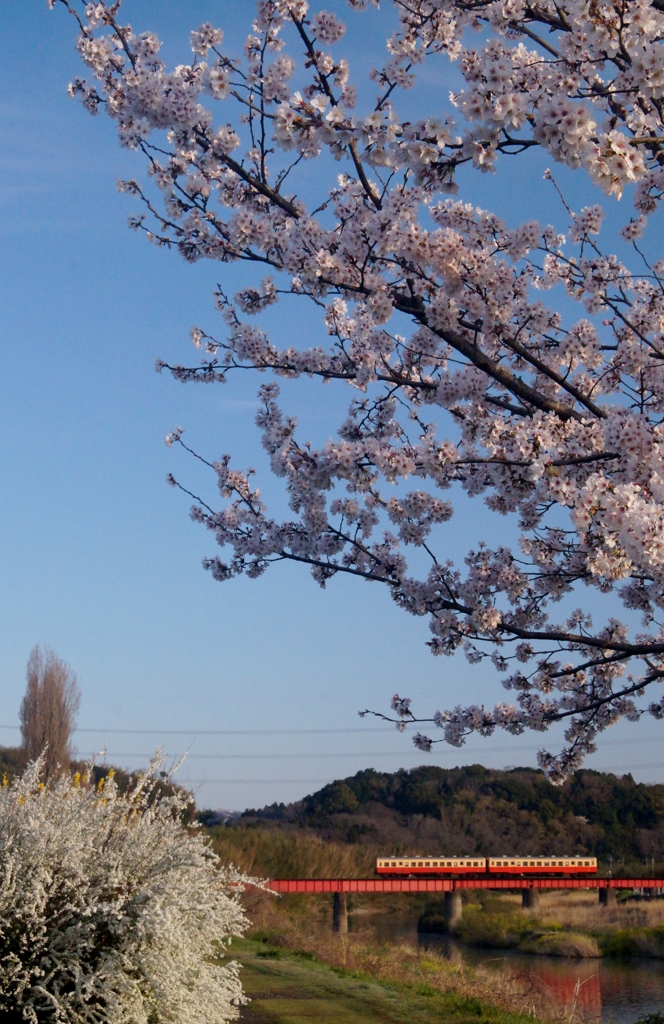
[0,0,661,810]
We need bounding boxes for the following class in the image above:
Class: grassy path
[232,940,537,1024]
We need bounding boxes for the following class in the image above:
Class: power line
[80,734,663,760]
[187,779,340,785]
[82,750,529,760]
[0,725,393,736]
[0,726,659,747]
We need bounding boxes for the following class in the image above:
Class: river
[350,914,664,1024]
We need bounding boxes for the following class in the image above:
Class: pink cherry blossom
[52,0,664,781]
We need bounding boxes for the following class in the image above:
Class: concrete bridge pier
[444,890,463,934]
[521,888,540,911]
[333,892,348,934]
[599,887,616,906]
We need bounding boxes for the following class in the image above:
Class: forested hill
[240,765,664,868]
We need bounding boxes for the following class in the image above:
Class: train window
[558,861,563,866]
[424,862,430,867]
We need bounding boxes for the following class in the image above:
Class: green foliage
[256,946,282,959]
[600,924,664,958]
[457,908,529,949]
[240,764,664,866]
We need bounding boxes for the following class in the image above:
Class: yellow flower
[97,777,105,792]
[73,772,81,788]
[2,773,8,788]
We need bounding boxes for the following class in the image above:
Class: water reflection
[350,914,664,1024]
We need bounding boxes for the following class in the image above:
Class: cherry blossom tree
[0,754,252,1024]
[52,0,664,780]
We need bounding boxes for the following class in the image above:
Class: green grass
[230,938,540,1024]
[600,924,664,958]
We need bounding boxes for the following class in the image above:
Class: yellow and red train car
[376,856,597,877]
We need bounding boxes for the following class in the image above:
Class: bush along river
[354,895,664,1024]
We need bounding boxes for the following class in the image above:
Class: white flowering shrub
[51,0,664,779]
[0,757,251,1024]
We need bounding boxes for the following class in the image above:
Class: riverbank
[240,889,583,1022]
[419,891,664,959]
[231,936,547,1024]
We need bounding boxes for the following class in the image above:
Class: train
[376,856,597,878]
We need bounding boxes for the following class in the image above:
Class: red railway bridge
[268,877,664,933]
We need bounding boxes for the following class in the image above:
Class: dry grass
[209,824,377,879]
[461,891,664,958]
[243,890,584,1023]
[518,933,600,958]
[529,891,664,932]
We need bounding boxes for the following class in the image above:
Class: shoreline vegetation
[235,876,661,1023]
[229,937,549,1024]
[231,890,664,1024]
[418,892,664,960]
[236,916,561,1024]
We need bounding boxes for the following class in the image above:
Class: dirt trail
[234,941,535,1024]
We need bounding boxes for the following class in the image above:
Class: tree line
[242,764,664,869]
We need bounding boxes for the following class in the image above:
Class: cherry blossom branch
[53,0,664,780]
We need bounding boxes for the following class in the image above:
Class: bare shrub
[19,646,81,779]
